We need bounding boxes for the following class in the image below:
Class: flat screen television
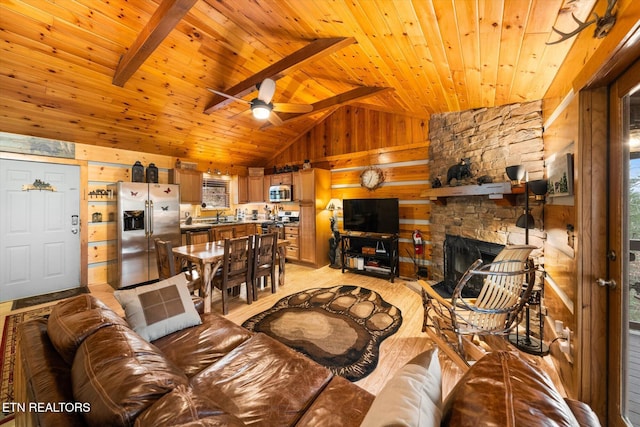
[342,198,399,235]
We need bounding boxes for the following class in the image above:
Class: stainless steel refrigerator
[108,182,181,289]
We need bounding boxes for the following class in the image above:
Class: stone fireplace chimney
[428,101,545,282]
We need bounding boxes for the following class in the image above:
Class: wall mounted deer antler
[546,0,618,45]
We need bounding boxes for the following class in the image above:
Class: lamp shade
[325,198,343,211]
[516,210,535,229]
[251,99,272,120]
[529,179,548,200]
[506,165,525,184]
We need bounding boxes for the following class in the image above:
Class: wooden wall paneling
[575,87,608,417]
[87,242,116,265]
[327,143,430,280]
[543,94,580,397]
[76,143,173,169]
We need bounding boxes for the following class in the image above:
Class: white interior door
[0,159,81,301]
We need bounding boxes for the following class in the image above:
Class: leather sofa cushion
[47,294,128,364]
[191,333,333,426]
[135,385,247,426]
[152,312,253,377]
[17,318,87,427]
[72,324,189,427]
[296,375,374,427]
[442,351,581,426]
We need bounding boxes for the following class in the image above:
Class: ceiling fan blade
[257,78,276,104]
[207,88,251,104]
[267,111,284,126]
[273,102,313,113]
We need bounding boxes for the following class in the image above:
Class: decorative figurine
[446,158,472,185]
[132,161,144,182]
[432,176,442,188]
[146,163,158,183]
[476,175,493,185]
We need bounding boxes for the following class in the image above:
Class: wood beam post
[113,0,198,87]
[203,37,356,114]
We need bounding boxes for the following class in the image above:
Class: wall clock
[360,166,385,191]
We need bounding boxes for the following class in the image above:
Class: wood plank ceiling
[0,0,600,167]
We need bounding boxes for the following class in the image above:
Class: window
[202,176,230,208]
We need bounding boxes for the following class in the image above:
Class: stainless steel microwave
[269,185,292,202]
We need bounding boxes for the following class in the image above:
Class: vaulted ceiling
[1,0,608,167]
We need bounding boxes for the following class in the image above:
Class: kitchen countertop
[180,219,265,231]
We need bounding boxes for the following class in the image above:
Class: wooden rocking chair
[419,245,536,367]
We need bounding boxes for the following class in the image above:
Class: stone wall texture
[429,100,545,281]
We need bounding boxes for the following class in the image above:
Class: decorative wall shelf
[421,182,524,205]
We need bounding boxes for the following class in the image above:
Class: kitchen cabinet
[292,171,301,201]
[248,176,265,202]
[210,223,257,240]
[284,225,299,261]
[269,173,292,185]
[237,176,249,204]
[296,169,331,268]
[169,169,202,204]
[237,174,264,203]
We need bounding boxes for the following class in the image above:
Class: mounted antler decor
[546,0,618,45]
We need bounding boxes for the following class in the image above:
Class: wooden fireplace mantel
[420,182,524,205]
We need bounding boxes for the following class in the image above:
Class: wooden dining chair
[184,230,211,281]
[186,230,211,245]
[252,232,278,300]
[216,228,235,241]
[154,238,202,295]
[211,236,253,315]
[419,245,536,366]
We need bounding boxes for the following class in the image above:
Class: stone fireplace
[428,101,545,282]
[436,234,505,297]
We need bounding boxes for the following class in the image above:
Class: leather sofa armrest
[564,398,602,426]
[442,351,599,426]
[17,319,86,427]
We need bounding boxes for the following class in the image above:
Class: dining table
[172,238,290,313]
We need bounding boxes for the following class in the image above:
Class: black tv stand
[340,233,399,282]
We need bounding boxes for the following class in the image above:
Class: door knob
[596,278,617,289]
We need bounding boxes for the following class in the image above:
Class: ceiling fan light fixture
[251,99,272,120]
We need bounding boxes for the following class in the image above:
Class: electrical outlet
[554,320,563,334]
[560,326,571,355]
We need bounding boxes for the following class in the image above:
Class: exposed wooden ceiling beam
[265,86,394,127]
[113,0,198,87]
[203,37,357,114]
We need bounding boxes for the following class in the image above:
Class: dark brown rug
[11,287,89,310]
[242,285,402,382]
[1,305,54,424]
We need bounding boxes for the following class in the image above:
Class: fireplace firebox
[434,235,505,298]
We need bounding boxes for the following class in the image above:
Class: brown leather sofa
[441,351,601,426]
[16,294,601,427]
[16,294,374,426]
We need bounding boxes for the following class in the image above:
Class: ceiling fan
[208,78,313,126]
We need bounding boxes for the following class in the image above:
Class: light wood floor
[1,265,442,397]
[1,264,564,405]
